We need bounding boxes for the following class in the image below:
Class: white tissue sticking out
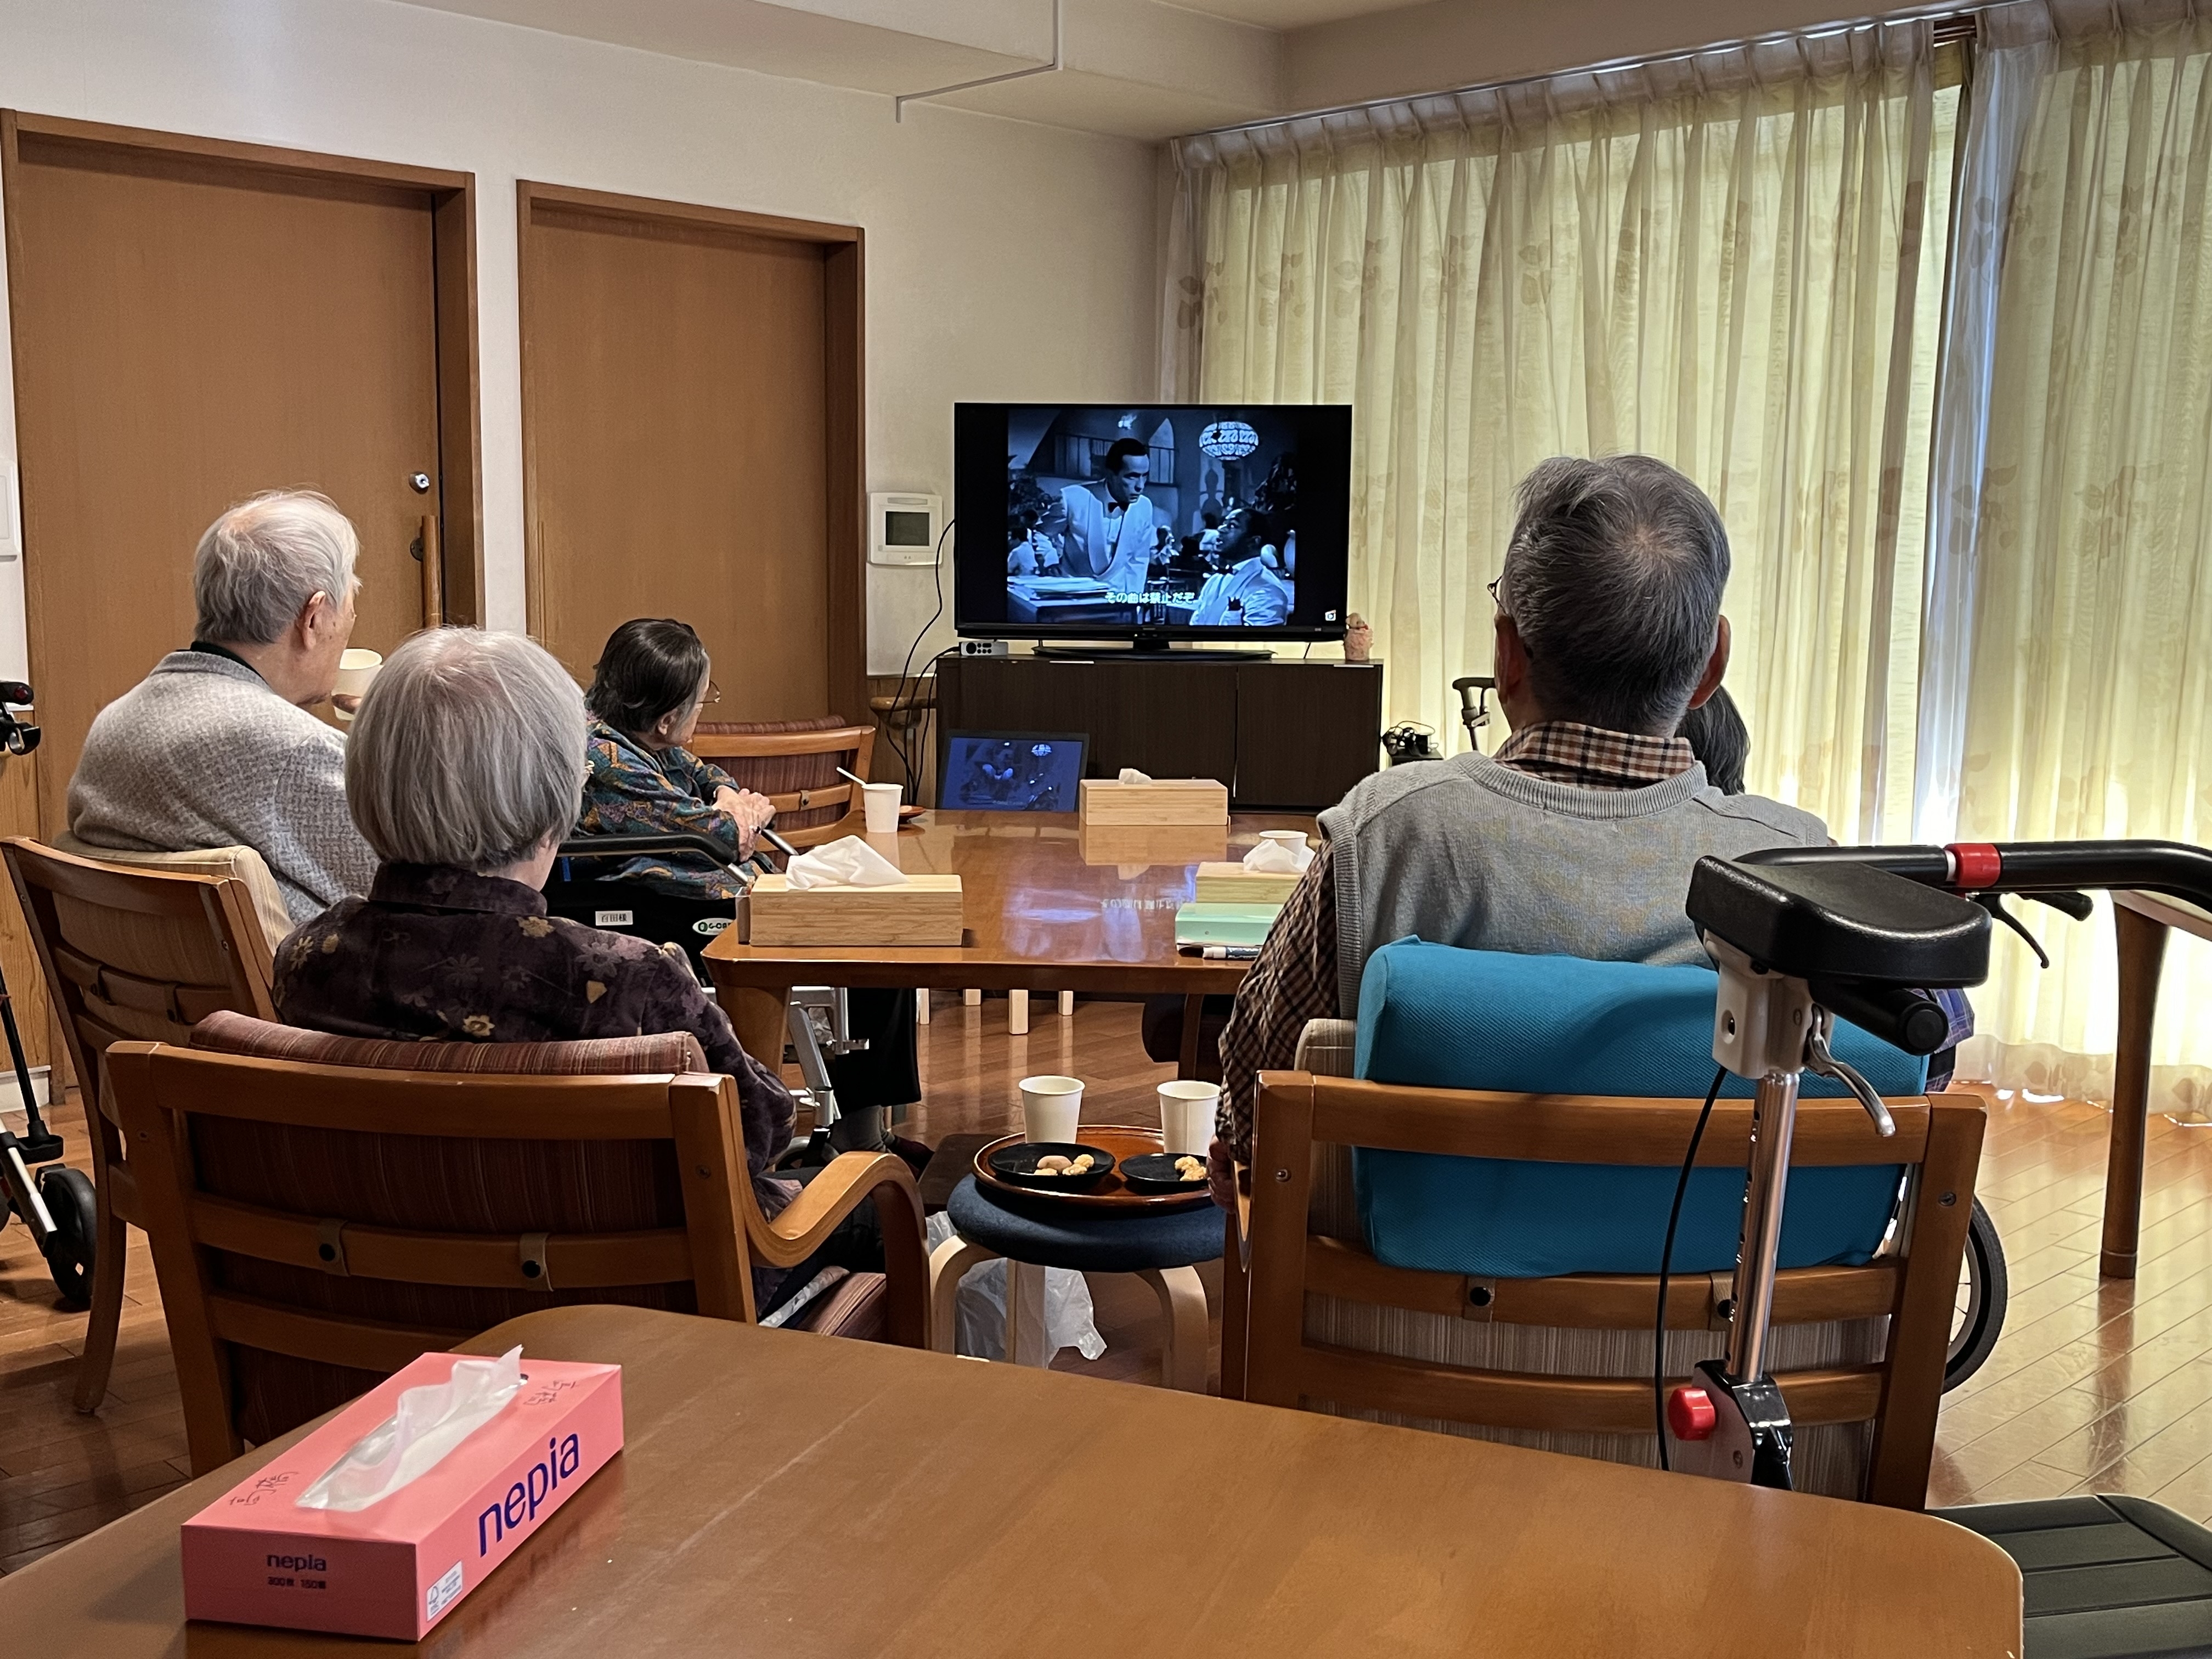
[296,1347,524,1513]
[1116,767,1153,784]
[784,834,910,890]
[1243,835,1314,874]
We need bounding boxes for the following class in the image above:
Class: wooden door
[520,184,864,725]
[1,115,480,831]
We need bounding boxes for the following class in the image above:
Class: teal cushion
[1350,941,1923,1278]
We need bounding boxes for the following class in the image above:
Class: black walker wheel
[36,1164,96,1308]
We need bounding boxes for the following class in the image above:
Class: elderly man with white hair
[273,627,866,1316]
[68,489,379,924]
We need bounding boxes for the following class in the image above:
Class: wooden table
[2103,891,2212,1276]
[704,809,1314,1075]
[0,1304,2023,1656]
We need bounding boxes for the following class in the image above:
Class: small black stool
[929,1174,1221,1389]
[1937,1494,2212,1657]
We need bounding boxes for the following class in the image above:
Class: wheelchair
[544,827,920,1169]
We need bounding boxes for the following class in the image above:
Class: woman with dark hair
[577,618,776,898]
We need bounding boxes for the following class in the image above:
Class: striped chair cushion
[191,1009,708,1075]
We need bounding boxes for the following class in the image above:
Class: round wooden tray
[973,1126,1213,1213]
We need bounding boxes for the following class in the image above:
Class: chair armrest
[750,1151,929,1348]
[1293,1018,1357,1079]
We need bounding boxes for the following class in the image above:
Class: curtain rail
[1177,3,1980,144]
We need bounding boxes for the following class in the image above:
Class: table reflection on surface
[703,809,1315,991]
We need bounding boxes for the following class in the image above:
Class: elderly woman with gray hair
[272,628,870,1313]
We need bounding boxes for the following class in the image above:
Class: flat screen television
[953,402,1352,647]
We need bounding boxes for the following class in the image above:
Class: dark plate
[1120,1152,1211,1195]
[986,1141,1118,1192]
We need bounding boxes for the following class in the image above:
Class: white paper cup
[863,782,902,833]
[1019,1075,1085,1143]
[1158,1079,1222,1155]
[1260,829,1310,853]
[332,648,382,723]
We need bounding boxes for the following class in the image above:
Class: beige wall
[0,0,1164,683]
[1286,0,1923,113]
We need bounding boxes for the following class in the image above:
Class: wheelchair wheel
[1946,1197,2008,1392]
[37,1164,96,1310]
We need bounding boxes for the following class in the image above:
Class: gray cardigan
[67,651,379,926]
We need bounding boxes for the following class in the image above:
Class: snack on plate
[1173,1154,1207,1182]
[1033,1152,1095,1177]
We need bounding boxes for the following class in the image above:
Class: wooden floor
[2,992,2208,1573]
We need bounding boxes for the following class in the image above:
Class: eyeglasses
[1488,575,1510,618]
[699,681,722,708]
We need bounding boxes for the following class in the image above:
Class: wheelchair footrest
[1936,1494,2212,1656]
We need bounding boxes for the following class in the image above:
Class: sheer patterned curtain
[1938,0,2212,1106]
[1163,25,1956,839]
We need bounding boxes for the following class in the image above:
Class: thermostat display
[870,492,942,566]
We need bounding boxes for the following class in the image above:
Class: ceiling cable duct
[895,0,1063,121]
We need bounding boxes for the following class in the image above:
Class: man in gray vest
[1212,453,1826,1175]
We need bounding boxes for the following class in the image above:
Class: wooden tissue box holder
[744,874,964,947]
[1078,778,1229,827]
[1193,862,1304,905]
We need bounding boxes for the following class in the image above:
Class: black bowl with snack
[986,1141,1118,1192]
[1119,1151,1212,1195]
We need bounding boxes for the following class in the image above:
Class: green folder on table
[1173,902,1283,949]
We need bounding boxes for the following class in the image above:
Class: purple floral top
[274,864,795,1223]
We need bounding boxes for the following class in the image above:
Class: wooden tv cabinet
[935,654,1383,812]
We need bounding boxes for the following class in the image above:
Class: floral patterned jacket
[575,719,746,899]
[273,864,796,1227]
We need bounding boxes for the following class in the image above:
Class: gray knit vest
[1318,749,1828,1015]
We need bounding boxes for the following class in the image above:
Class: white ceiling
[1169,0,1430,25]
[397,0,1875,139]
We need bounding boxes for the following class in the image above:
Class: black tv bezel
[952,400,1353,645]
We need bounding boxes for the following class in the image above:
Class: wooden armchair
[1235,1068,1984,1508]
[690,716,877,849]
[108,1014,927,1474]
[1,837,276,1412]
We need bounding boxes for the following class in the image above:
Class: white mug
[332,648,382,724]
[1260,829,1310,853]
[862,782,902,834]
[1158,1079,1222,1155]
[1019,1075,1084,1143]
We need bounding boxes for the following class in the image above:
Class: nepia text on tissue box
[182,1352,622,1640]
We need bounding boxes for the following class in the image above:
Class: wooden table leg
[1178,992,1205,1080]
[1005,1260,1051,1366]
[727,985,792,1076]
[2106,904,2170,1279]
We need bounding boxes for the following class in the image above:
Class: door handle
[415,512,443,627]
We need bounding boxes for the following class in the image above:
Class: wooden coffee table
[0,1304,2024,1656]
[703,808,1314,1075]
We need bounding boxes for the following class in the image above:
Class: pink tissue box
[181,1352,623,1640]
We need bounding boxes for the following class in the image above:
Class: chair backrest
[1350,943,1926,1278]
[690,716,877,848]
[1242,1072,1984,1508]
[108,1020,753,1474]
[2,837,276,1126]
[47,830,293,957]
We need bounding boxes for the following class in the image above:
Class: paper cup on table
[331,648,381,723]
[1019,1075,1084,1143]
[862,782,902,833]
[1259,829,1310,853]
[1158,1080,1222,1155]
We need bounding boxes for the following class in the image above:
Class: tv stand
[1029,637,1275,662]
[937,654,1383,812]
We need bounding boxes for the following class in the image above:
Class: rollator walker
[1672,838,2212,1489]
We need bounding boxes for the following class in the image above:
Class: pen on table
[1197,945,1261,960]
